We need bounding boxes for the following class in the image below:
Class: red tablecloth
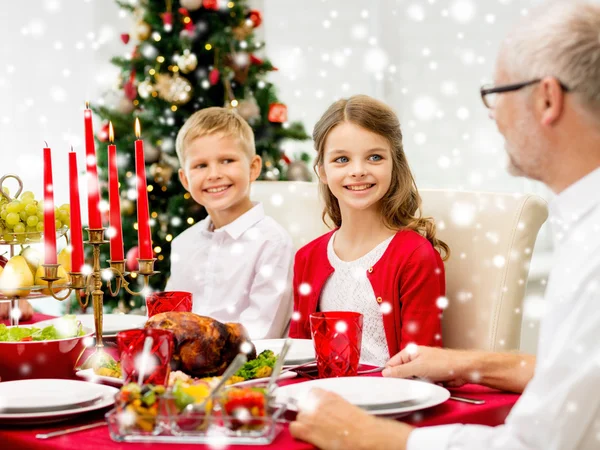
[0,314,520,449]
[1,312,56,326]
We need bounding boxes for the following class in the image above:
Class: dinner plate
[0,380,118,425]
[0,379,103,413]
[36,314,147,337]
[274,377,450,416]
[253,339,315,365]
[75,368,298,387]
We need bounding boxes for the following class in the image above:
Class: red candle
[43,145,57,264]
[107,122,125,261]
[134,118,152,260]
[84,102,102,229]
[68,149,85,272]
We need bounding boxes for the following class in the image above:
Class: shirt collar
[203,202,265,240]
[549,166,600,225]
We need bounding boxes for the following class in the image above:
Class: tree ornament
[123,79,137,100]
[286,160,312,181]
[268,103,288,123]
[162,12,173,32]
[126,246,139,271]
[236,97,260,122]
[248,10,263,28]
[144,142,161,164]
[232,23,253,41]
[150,161,174,186]
[121,198,135,216]
[263,170,278,181]
[180,0,202,11]
[137,79,155,99]
[203,0,219,10]
[178,7,196,34]
[225,53,250,83]
[133,20,151,41]
[120,33,130,44]
[97,122,110,143]
[117,96,135,114]
[209,68,220,85]
[155,73,193,104]
[175,50,198,74]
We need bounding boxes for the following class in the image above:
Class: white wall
[0,0,549,351]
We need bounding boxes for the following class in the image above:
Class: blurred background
[0,0,549,351]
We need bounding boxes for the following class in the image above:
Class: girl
[289,95,449,365]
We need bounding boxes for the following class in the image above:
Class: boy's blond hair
[175,107,256,166]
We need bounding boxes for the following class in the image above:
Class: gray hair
[501,1,600,113]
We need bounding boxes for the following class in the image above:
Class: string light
[171,105,177,111]
[205,44,212,50]
[183,193,191,199]
[154,246,162,253]
[151,212,158,218]
[231,99,239,107]
[133,222,138,230]
[187,217,194,224]
[149,69,156,75]
[166,234,173,242]
[147,185,154,192]
[157,56,165,63]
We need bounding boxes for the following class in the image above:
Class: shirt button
[376,297,383,303]
[368,267,374,273]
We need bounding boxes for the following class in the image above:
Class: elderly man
[290,1,600,449]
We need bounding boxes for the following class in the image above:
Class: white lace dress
[319,232,394,366]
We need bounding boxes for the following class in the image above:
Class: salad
[0,315,84,342]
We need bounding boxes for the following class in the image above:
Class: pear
[21,246,42,275]
[35,264,69,296]
[0,255,34,297]
[57,247,72,273]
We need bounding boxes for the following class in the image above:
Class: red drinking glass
[146,291,193,317]
[309,311,363,378]
[117,328,174,386]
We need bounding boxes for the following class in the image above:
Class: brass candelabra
[41,227,158,369]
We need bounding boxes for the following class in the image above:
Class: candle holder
[41,227,158,370]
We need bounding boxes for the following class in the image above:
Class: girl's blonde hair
[313,95,449,260]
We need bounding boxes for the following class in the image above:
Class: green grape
[5,212,20,226]
[1,187,9,196]
[19,210,28,221]
[27,215,39,227]
[37,211,43,221]
[26,226,37,233]
[55,219,62,229]
[59,203,70,213]
[13,223,25,234]
[36,221,44,232]
[0,210,7,221]
[6,201,22,214]
[25,203,37,216]
[20,191,34,201]
[20,197,34,207]
[58,210,69,225]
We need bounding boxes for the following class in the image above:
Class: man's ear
[249,155,262,182]
[179,168,190,192]
[539,76,565,127]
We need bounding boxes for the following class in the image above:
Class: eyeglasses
[480,78,571,109]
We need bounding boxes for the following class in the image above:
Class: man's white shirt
[409,167,600,450]
[165,202,294,339]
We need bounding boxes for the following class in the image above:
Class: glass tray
[105,408,281,445]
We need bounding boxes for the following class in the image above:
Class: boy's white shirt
[165,202,294,339]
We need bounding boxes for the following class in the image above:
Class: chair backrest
[251,181,549,351]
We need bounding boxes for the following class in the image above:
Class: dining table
[0,313,520,449]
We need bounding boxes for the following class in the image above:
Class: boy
[165,107,294,339]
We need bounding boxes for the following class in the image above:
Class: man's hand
[289,388,413,450]
[0,300,34,321]
[382,346,475,387]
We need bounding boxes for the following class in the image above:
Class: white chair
[251,181,549,351]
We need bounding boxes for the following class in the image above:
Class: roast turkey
[145,312,257,378]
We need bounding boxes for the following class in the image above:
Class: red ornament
[123,80,137,100]
[209,68,220,85]
[97,122,110,142]
[268,103,288,123]
[126,246,139,272]
[248,9,262,28]
[179,8,196,32]
[203,0,219,10]
[162,12,173,31]
[280,153,291,164]
[120,33,130,44]
[250,54,263,65]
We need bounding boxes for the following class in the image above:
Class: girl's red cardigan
[289,229,445,358]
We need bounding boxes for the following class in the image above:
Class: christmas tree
[92,0,310,311]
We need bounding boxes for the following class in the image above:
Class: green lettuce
[235,350,277,380]
[0,315,84,342]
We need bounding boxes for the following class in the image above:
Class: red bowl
[0,327,94,381]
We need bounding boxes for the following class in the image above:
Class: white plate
[36,314,147,336]
[254,339,315,365]
[76,368,298,387]
[0,379,103,413]
[274,377,450,416]
[0,380,118,424]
